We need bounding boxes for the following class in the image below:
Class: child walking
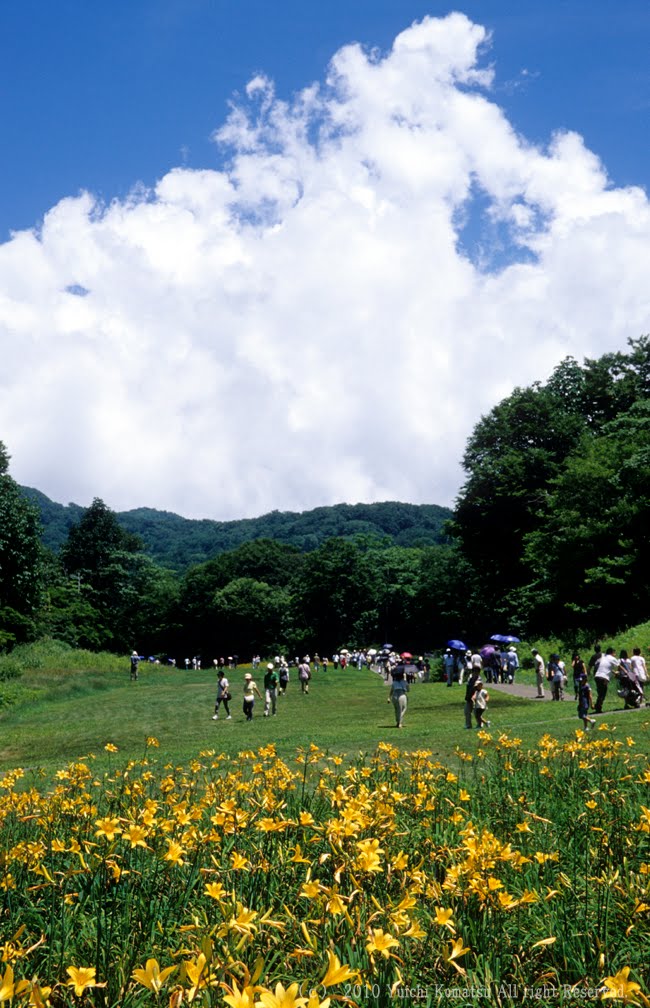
[472,679,491,728]
[577,672,596,730]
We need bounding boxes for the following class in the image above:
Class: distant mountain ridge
[19,487,453,571]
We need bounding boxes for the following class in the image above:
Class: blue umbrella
[447,639,467,651]
[491,634,521,644]
[382,643,393,650]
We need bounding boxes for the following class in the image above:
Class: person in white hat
[130,651,140,681]
[263,662,279,716]
[505,646,519,684]
[242,672,262,721]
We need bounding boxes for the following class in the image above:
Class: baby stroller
[617,669,644,709]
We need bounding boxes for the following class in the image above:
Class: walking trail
[473,679,649,727]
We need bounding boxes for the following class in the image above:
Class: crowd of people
[129,639,648,730]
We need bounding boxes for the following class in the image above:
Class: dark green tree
[519,400,650,637]
[176,539,302,654]
[58,498,178,652]
[210,577,290,654]
[289,538,380,651]
[0,443,44,649]
[450,337,650,631]
[61,497,141,577]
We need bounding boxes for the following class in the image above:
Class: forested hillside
[18,493,453,570]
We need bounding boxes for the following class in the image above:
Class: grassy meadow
[0,639,648,1006]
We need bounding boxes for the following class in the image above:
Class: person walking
[571,653,587,699]
[263,662,279,716]
[504,647,519,684]
[576,672,596,729]
[464,668,480,729]
[548,654,564,701]
[212,671,232,720]
[388,659,410,728]
[279,659,289,695]
[594,647,620,714]
[472,679,490,728]
[130,651,140,681]
[298,657,311,694]
[443,649,455,686]
[630,647,647,703]
[532,649,545,698]
[587,645,602,677]
[242,672,262,721]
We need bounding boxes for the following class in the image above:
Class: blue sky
[0,2,648,519]
[2,0,647,241]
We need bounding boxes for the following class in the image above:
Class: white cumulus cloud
[1,12,648,519]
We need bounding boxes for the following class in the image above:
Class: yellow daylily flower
[434,907,456,931]
[447,938,470,961]
[300,881,323,899]
[132,958,178,993]
[601,967,645,1004]
[164,840,186,865]
[255,981,308,1008]
[0,963,16,1002]
[94,817,122,841]
[391,851,409,870]
[289,844,310,864]
[321,951,358,988]
[366,929,399,959]
[205,881,227,900]
[223,979,258,1008]
[231,852,250,870]
[23,980,52,1007]
[183,953,216,999]
[307,995,331,1008]
[402,920,427,939]
[124,824,149,849]
[66,966,105,998]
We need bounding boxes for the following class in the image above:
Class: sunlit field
[0,644,649,1006]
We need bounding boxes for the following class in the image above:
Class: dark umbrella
[447,639,467,651]
[490,634,507,643]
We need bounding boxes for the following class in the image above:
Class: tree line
[1,336,648,656]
